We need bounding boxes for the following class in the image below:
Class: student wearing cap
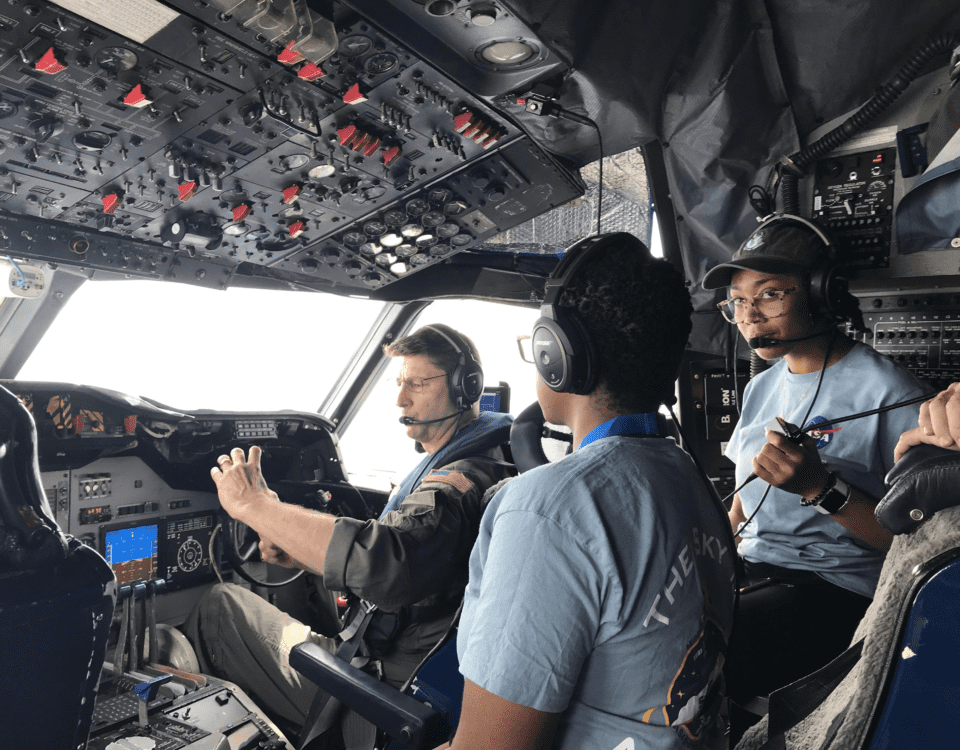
[701,215,927,732]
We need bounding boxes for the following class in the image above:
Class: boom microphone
[747,328,835,350]
[399,408,467,426]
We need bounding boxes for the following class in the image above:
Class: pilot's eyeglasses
[718,287,798,323]
[395,373,446,392]
[517,335,534,364]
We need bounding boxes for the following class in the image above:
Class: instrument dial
[177,539,204,573]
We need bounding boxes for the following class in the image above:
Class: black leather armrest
[289,642,442,748]
[878,444,960,534]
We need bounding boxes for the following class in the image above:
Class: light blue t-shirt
[726,342,927,597]
[458,430,736,750]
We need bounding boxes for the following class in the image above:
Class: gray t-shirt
[726,342,926,596]
[459,430,736,750]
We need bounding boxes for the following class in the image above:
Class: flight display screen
[103,523,159,585]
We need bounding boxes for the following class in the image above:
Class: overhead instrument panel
[0,0,582,295]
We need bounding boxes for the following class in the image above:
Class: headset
[532,232,651,394]
[424,324,484,410]
[751,213,850,323]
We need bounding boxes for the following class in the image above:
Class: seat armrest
[878,444,960,534]
[289,642,443,748]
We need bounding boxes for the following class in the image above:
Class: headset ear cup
[448,360,484,408]
[532,312,595,394]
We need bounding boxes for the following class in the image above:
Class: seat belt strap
[298,600,378,750]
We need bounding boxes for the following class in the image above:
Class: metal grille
[476,148,651,254]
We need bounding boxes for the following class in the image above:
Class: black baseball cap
[701,216,828,290]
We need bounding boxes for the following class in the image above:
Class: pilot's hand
[753,428,831,501]
[259,536,298,568]
[895,383,960,462]
[211,446,279,524]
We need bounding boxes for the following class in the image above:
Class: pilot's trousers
[183,582,422,725]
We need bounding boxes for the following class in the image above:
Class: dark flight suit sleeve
[322,455,509,611]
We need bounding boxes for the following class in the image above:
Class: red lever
[101,193,123,214]
[35,47,66,75]
[178,181,198,201]
[123,84,152,108]
[277,40,305,65]
[282,184,302,204]
[297,62,325,81]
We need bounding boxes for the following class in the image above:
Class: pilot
[441,234,736,750]
[185,324,514,727]
[700,215,927,733]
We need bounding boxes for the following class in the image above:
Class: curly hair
[559,238,692,412]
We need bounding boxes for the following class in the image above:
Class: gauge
[363,220,386,236]
[279,154,310,171]
[415,234,437,248]
[410,254,430,266]
[395,243,416,257]
[177,539,204,572]
[0,100,18,120]
[245,228,272,242]
[365,52,398,75]
[436,222,459,238]
[380,232,403,247]
[405,199,428,216]
[868,180,887,192]
[73,131,113,151]
[376,253,396,267]
[443,200,468,215]
[450,233,472,246]
[361,186,387,201]
[309,164,336,180]
[401,223,423,238]
[421,210,444,227]
[339,35,372,57]
[219,190,248,204]
[223,222,247,236]
[360,242,382,256]
[430,243,453,257]
[384,210,406,226]
[96,46,139,72]
[429,188,453,204]
[343,231,366,247]
[390,262,409,275]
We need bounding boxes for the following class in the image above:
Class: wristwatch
[804,471,852,515]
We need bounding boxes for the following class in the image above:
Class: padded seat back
[0,384,116,749]
[736,445,960,750]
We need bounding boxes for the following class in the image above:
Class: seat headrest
[0,384,68,568]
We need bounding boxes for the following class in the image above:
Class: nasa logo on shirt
[805,415,843,449]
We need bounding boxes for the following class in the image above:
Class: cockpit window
[17,280,384,412]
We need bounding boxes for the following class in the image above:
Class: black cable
[552,108,603,236]
[800,392,931,434]
[665,402,740,588]
[729,328,835,536]
[798,328,838,432]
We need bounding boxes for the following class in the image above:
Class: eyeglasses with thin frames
[517,335,534,364]
[717,287,798,323]
[394,373,446,392]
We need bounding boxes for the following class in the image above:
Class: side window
[338,300,540,491]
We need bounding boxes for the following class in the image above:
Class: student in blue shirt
[701,215,926,738]
[442,233,737,750]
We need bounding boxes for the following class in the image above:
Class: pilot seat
[0,383,117,750]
